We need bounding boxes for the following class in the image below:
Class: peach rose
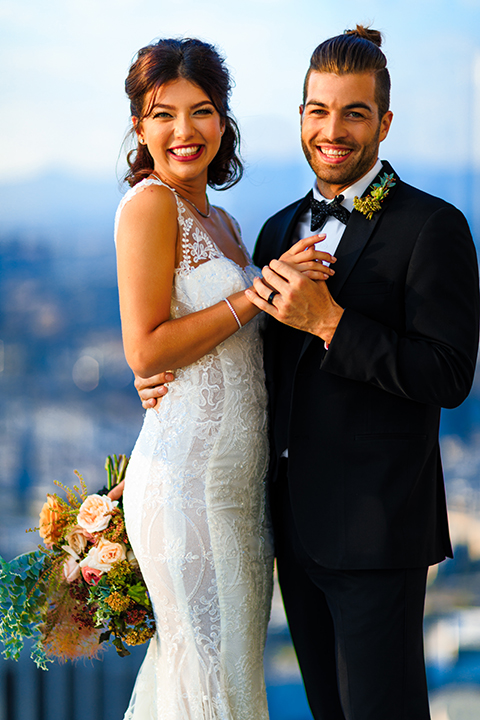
[63,556,80,583]
[65,526,93,555]
[96,538,127,567]
[81,566,102,585]
[39,495,64,547]
[77,494,118,533]
[79,538,126,573]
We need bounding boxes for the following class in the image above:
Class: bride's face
[135,78,224,189]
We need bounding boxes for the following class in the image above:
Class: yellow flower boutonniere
[353,173,396,220]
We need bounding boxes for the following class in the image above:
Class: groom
[244,25,479,720]
[135,26,479,720]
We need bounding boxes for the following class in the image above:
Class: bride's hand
[134,371,174,410]
[108,480,125,500]
[279,235,336,281]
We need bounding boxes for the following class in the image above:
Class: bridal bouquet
[0,455,155,670]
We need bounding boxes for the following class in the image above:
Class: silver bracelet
[223,298,242,329]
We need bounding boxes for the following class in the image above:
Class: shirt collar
[312,159,383,212]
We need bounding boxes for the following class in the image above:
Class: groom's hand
[245,260,344,345]
[134,371,174,409]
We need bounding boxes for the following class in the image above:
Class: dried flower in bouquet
[0,455,155,669]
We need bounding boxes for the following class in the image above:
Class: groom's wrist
[315,306,344,345]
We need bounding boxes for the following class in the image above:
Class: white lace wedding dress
[115,177,274,720]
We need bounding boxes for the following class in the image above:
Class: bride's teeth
[171,146,200,157]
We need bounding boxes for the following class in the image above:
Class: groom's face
[300,71,393,198]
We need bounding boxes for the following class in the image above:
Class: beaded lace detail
[115,177,273,720]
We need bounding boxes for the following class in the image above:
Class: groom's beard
[301,124,381,193]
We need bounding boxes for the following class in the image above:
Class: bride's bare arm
[131,234,338,408]
[116,185,260,378]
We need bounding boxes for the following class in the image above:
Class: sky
[1,0,480,186]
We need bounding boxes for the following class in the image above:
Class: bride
[112,37,335,720]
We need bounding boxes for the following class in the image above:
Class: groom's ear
[379,110,393,142]
[299,105,304,121]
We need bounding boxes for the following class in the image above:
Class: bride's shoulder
[118,177,176,214]
[115,178,177,238]
[115,178,177,245]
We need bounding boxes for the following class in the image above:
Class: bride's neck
[151,172,209,214]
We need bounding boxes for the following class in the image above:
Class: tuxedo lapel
[299,161,399,358]
[325,207,383,299]
[330,161,399,297]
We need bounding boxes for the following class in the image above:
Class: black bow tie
[310,195,350,231]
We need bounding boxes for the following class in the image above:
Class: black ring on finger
[267,290,278,305]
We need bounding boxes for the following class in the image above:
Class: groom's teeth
[171,146,200,156]
[321,148,350,156]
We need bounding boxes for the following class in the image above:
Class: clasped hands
[245,234,344,341]
[136,235,343,409]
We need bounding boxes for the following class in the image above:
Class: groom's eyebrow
[306,100,373,113]
[344,102,373,113]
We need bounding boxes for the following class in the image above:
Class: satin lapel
[330,161,398,298]
[299,161,399,358]
[324,208,382,299]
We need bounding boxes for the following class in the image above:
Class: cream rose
[77,494,118,533]
[63,556,80,583]
[65,526,92,555]
[62,545,80,561]
[79,538,126,573]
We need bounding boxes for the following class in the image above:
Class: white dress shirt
[292,159,383,264]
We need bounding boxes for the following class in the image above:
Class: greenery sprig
[105,454,129,491]
[0,551,53,670]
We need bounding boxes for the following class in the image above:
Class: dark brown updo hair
[303,25,390,119]
[124,38,243,189]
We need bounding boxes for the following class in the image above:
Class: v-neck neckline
[147,175,251,272]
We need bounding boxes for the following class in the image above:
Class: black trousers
[272,460,431,720]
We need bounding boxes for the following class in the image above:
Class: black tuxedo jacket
[253,162,479,570]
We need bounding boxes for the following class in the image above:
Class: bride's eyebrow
[150,100,215,111]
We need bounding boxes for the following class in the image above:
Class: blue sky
[1,0,480,182]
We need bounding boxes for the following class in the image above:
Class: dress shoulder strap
[114,176,182,242]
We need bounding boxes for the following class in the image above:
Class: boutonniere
[353,173,396,220]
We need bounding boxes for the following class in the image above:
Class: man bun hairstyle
[303,24,390,118]
[123,38,243,189]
